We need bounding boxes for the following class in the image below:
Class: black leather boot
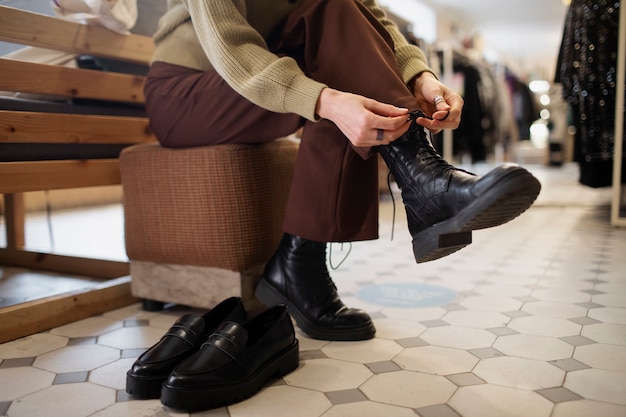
[255,233,376,341]
[379,111,541,263]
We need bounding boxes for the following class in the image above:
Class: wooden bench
[0,5,156,342]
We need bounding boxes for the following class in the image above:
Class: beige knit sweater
[151,0,432,122]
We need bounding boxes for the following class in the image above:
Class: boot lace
[386,110,462,240]
[408,110,456,176]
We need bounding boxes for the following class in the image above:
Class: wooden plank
[0,159,121,193]
[0,276,136,344]
[0,6,153,64]
[0,110,155,144]
[0,59,146,103]
[3,193,26,249]
[0,249,130,278]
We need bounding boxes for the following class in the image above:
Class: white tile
[565,369,626,405]
[297,335,331,352]
[473,356,565,390]
[530,288,591,304]
[588,307,626,325]
[89,400,183,417]
[573,344,626,372]
[442,310,510,329]
[0,367,55,401]
[89,357,136,390]
[229,386,331,417]
[372,318,427,340]
[421,326,497,350]
[284,359,372,392]
[552,400,626,417]
[97,326,167,350]
[360,370,456,408]
[449,384,553,417]
[33,345,119,373]
[492,334,574,361]
[322,339,402,364]
[595,283,626,295]
[581,323,626,345]
[0,334,68,359]
[521,301,588,320]
[321,401,416,417]
[592,293,626,308]
[381,306,447,321]
[508,316,581,338]
[7,382,115,417]
[393,345,479,375]
[473,284,532,298]
[459,295,522,312]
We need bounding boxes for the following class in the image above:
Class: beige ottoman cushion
[120,139,298,308]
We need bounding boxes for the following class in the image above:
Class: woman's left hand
[410,72,464,134]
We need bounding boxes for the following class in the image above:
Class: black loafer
[126,296,246,398]
[161,305,299,411]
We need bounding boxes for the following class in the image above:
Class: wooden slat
[0,249,130,278]
[0,6,153,64]
[0,59,146,103]
[0,110,155,144]
[0,159,122,193]
[4,193,25,249]
[0,276,136,344]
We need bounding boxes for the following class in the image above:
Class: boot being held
[379,111,541,263]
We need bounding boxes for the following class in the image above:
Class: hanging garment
[556,0,625,187]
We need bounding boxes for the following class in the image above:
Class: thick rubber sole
[412,166,541,263]
[255,280,376,341]
[160,340,299,412]
[125,372,166,399]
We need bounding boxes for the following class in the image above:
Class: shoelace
[329,242,352,270]
[408,110,456,175]
[386,110,456,240]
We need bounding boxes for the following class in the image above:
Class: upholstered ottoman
[120,139,299,311]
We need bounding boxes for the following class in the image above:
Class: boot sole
[160,340,299,411]
[125,372,166,399]
[412,166,541,263]
[255,280,376,341]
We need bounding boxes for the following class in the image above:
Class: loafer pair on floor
[126,296,299,411]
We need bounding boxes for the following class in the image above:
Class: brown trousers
[143,0,419,243]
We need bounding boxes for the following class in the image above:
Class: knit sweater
[151,0,433,122]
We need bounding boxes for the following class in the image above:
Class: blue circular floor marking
[357,283,457,308]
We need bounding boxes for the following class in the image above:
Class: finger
[432,110,450,121]
[375,114,412,131]
[375,128,385,143]
[432,94,450,111]
[366,100,409,117]
[417,116,459,132]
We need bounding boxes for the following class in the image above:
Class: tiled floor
[1,162,625,417]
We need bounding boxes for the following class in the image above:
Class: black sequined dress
[556,0,625,187]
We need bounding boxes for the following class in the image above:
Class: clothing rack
[611,1,626,226]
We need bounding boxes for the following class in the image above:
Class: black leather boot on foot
[379,111,541,263]
[255,233,376,341]
[160,305,299,412]
[126,296,246,398]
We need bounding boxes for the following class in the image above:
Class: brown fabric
[121,140,298,272]
[143,0,420,243]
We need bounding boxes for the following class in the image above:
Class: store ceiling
[418,0,571,78]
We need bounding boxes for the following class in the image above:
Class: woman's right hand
[315,88,410,147]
